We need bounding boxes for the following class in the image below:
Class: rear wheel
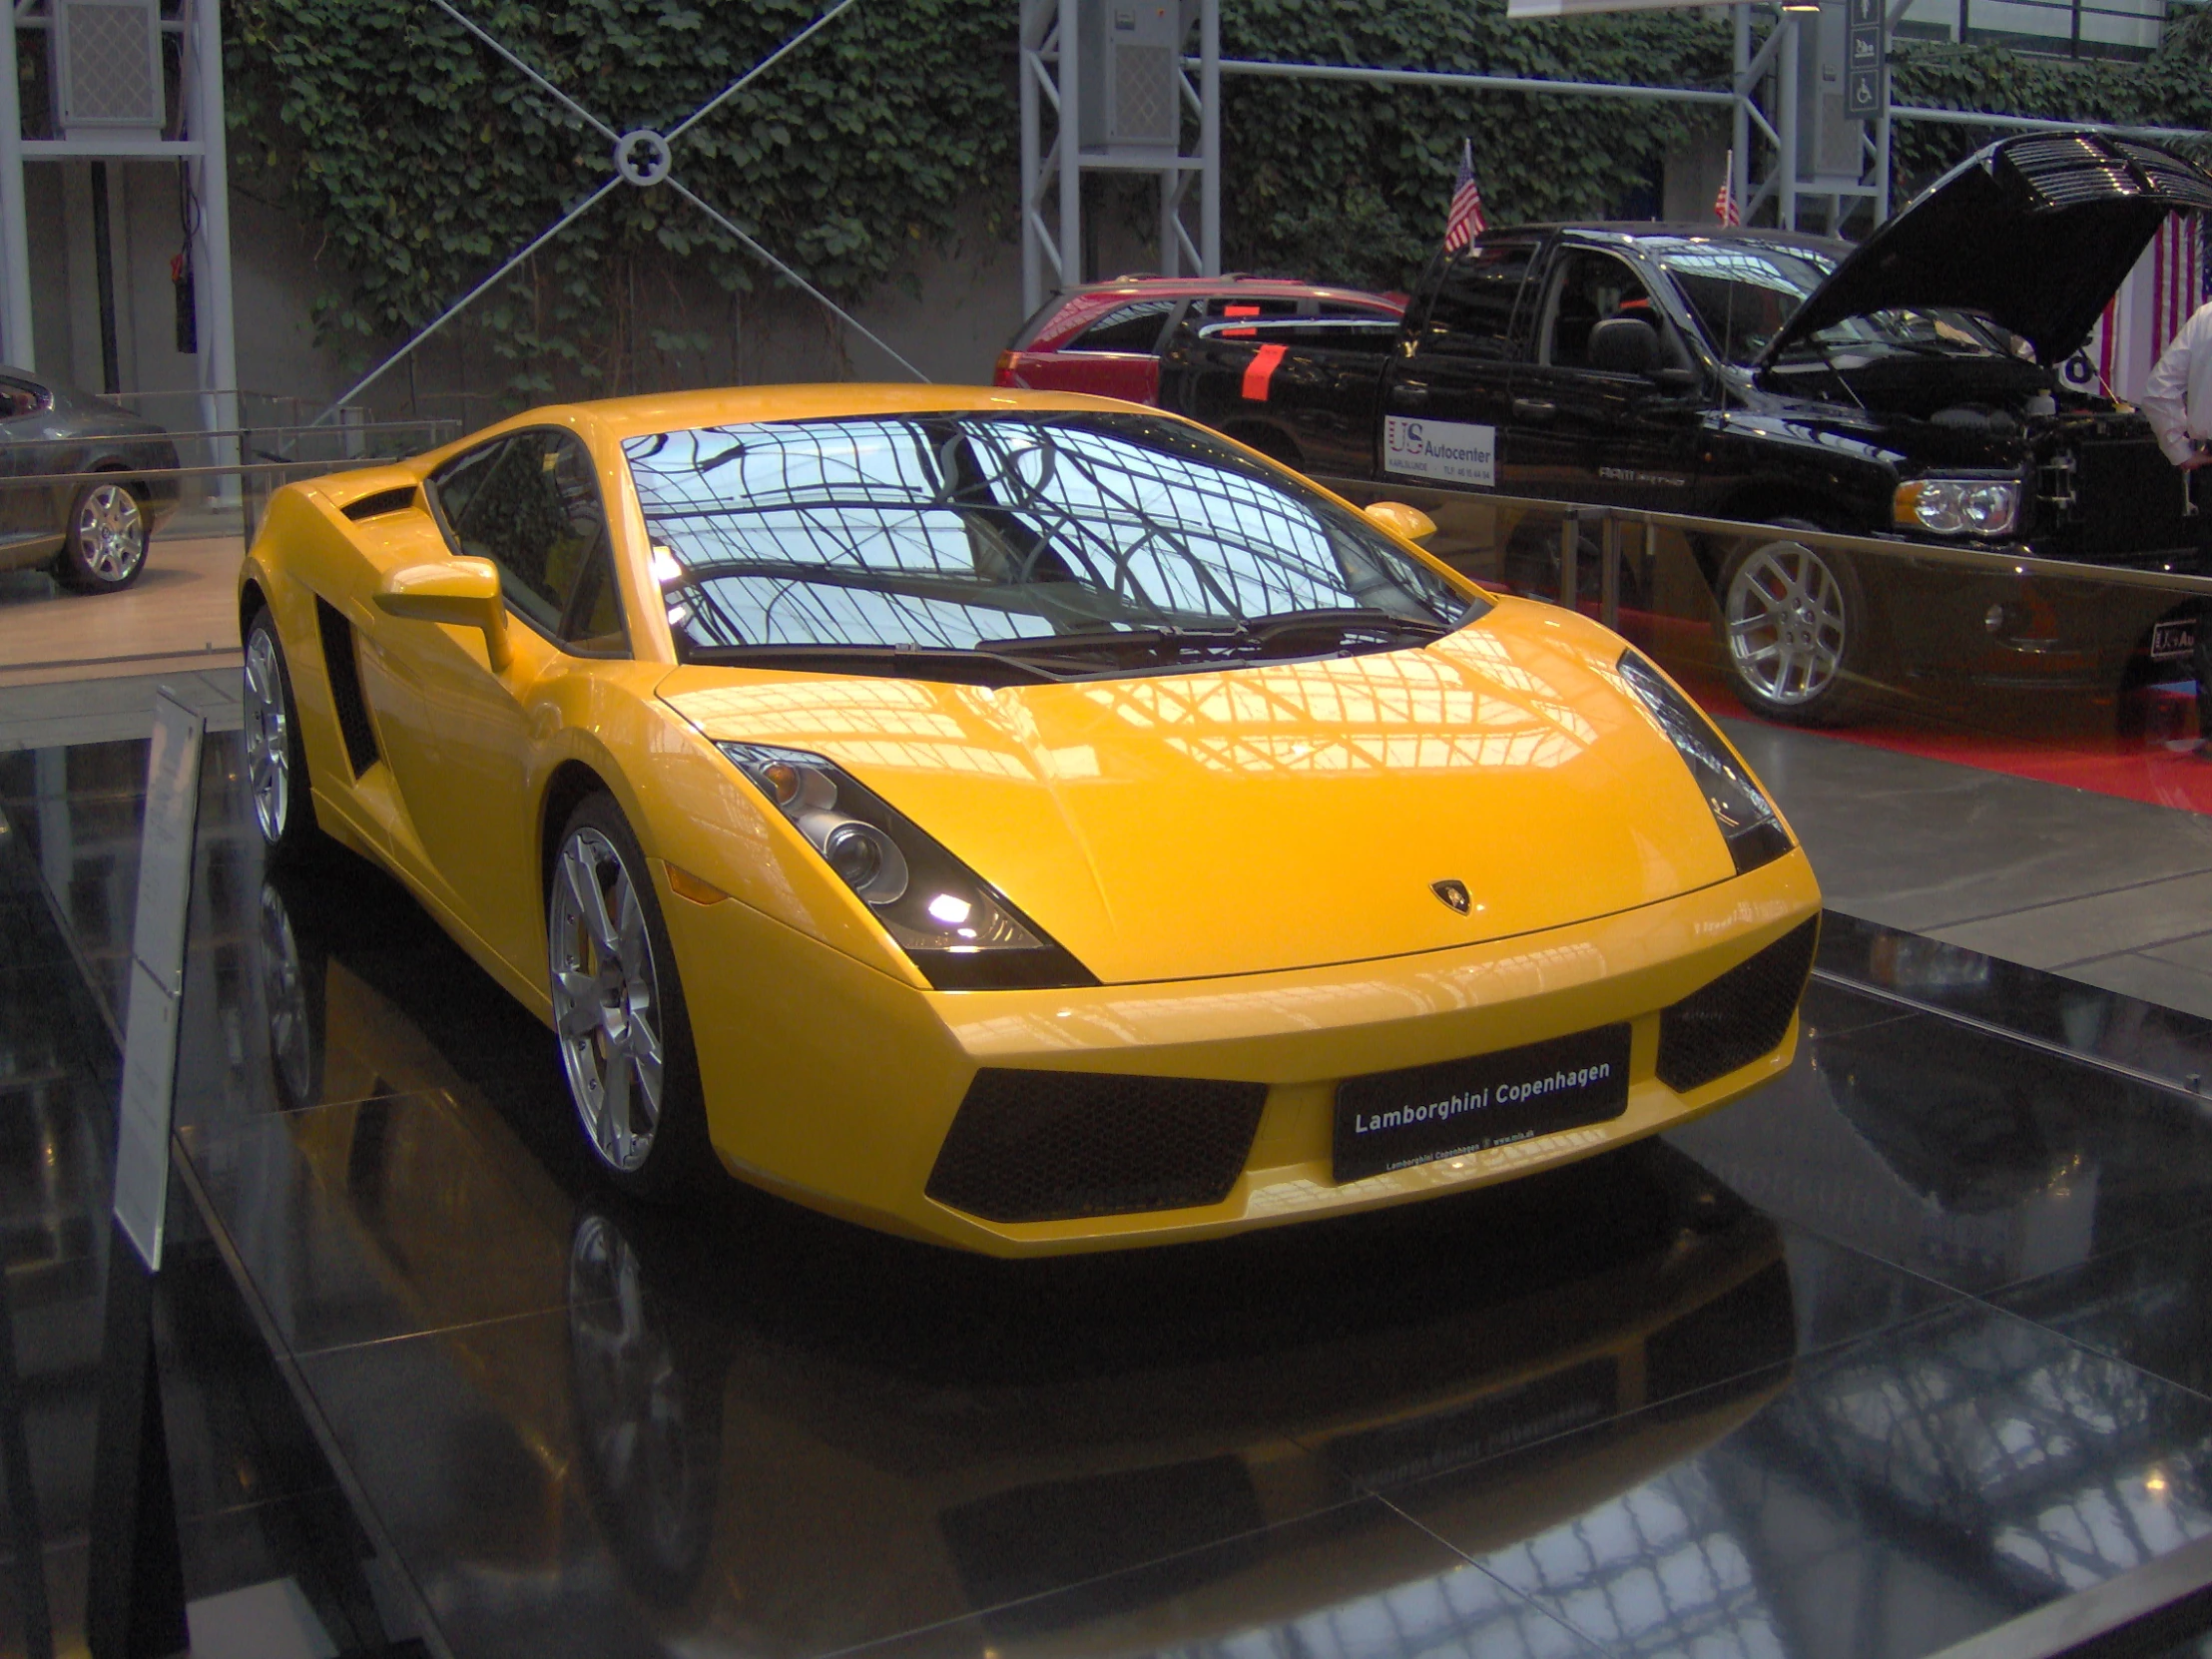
[548,794,710,1200]
[55,478,149,592]
[243,608,321,863]
[1718,528,1872,725]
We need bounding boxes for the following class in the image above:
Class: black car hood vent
[1761,132,2212,369]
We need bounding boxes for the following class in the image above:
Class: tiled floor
[1727,719,2212,1021]
[12,734,2212,1656]
[0,531,246,694]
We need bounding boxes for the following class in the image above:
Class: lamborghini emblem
[1431,879,1471,914]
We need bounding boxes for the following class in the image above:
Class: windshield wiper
[975,609,1457,671]
[972,624,1257,665]
[677,642,1069,687]
[1245,607,1457,645]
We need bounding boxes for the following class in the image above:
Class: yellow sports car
[237,385,1819,1255]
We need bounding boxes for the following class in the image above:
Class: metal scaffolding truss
[0,0,238,459]
[1020,0,2209,312]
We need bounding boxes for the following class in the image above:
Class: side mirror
[1588,316,1661,376]
[1363,500,1439,544]
[374,557,511,671]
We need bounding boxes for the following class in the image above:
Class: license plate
[2153,618,2197,662]
[1335,1024,1631,1183]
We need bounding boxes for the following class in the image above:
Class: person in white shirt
[2140,296,2212,752]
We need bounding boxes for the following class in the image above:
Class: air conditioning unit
[1076,0,1187,158]
[52,0,166,138]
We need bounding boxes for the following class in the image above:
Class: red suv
[996,276,1405,406]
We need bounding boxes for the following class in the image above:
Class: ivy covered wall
[222,0,2212,403]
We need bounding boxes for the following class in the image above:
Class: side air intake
[340,486,418,522]
[313,597,379,778]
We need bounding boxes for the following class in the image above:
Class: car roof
[441,384,1195,448]
[1054,276,1402,304]
[1496,223,1854,256]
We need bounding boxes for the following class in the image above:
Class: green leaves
[226,0,1010,398]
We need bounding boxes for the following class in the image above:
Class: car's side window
[1418,241,1538,360]
[425,429,628,656]
[1067,300,1179,352]
[0,377,45,419]
[1540,250,1655,370]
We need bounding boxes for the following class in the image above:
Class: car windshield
[1655,242,2010,366]
[623,410,1479,681]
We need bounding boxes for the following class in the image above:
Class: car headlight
[1894,478,2019,537]
[1616,653,1793,876]
[717,742,1097,991]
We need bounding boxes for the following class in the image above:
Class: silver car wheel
[260,882,313,1106]
[550,828,666,1174]
[1725,541,1848,708]
[74,482,146,584]
[244,626,290,844]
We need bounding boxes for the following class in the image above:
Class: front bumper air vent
[1656,918,1819,1095]
[926,1068,1267,1224]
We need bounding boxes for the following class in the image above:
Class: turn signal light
[994,350,1021,386]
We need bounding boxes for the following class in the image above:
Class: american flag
[1715,150,1741,227]
[1444,140,1486,251]
[2091,212,2205,397]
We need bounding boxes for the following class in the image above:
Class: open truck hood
[660,604,1749,985]
[1762,132,2212,368]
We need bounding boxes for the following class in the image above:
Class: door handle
[1395,384,1430,408]
[1511,398,1556,422]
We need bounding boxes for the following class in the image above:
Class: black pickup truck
[1161,133,2212,723]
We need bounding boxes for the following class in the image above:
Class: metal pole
[1159,169,1180,276]
[193,0,241,501]
[1732,5,1751,220]
[1599,513,1620,632]
[1020,1,1042,315]
[1058,0,1081,291]
[1559,508,1580,610]
[1778,11,1801,232]
[0,4,31,368]
[1200,0,1220,275]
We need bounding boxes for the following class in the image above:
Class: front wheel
[243,608,322,863]
[55,479,149,592]
[548,794,711,1200]
[1718,532,1872,725]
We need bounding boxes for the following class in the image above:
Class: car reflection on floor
[221,862,1796,1648]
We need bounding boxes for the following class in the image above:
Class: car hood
[1761,132,2212,368]
[658,603,1751,985]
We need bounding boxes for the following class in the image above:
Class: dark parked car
[1161,134,2212,723]
[0,365,182,593]
[997,276,1403,406]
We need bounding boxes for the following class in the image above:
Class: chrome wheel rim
[74,483,145,584]
[550,828,665,1173]
[244,627,290,844]
[1725,541,1847,707]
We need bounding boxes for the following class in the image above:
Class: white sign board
[1383,416,1497,489]
[113,691,205,1273]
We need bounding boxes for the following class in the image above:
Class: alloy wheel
[550,828,667,1173]
[74,483,146,584]
[1725,541,1848,707]
[244,626,290,844]
[259,882,313,1107]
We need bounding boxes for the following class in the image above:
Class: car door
[1378,238,1541,496]
[0,376,59,553]
[391,427,632,974]
[1504,245,1703,514]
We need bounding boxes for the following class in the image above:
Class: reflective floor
[11,735,2212,1657]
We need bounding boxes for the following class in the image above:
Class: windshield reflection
[623,412,1477,679]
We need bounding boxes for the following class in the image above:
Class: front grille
[1657,918,1818,1095]
[926,1069,1267,1224]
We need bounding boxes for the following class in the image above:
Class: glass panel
[623,411,1478,674]
[428,429,614,642]
[1418,241,1538,360]
[1067,300,1178,352]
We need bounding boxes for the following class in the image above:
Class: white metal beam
[0,4,30,367]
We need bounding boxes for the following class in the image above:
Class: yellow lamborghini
[237,385,1819,1255]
